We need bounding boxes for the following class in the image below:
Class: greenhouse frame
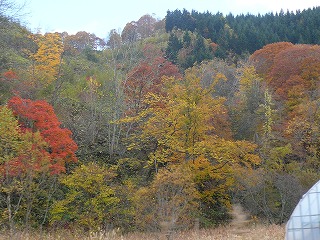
[286,180,320,240]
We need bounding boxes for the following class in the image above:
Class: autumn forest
[1,0,320,235]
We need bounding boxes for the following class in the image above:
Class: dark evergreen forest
[165,7,320,61]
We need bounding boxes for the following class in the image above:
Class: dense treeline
[165,7,320,59]
[1,1,320,236]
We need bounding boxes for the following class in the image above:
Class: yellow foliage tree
[128,67,261,225]
[133,164,199,231]
[28,32,64,86]
[50,162,119,231]
[139,70,228,167]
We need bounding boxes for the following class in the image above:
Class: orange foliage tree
[249,42,294,76]
[251,43,320,103]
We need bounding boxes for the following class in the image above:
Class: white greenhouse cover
[286,180,320,240]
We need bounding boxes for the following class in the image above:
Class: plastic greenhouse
[286,180,320,240]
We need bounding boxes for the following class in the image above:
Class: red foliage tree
[2,70,18,81]
[124,45,181,115]
[8,96,78,174]
[1,131,51,177]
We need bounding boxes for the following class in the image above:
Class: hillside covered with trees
[1,0,320,236]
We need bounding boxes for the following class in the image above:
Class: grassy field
[0,224,285,240]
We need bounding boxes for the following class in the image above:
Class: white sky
[15,0,320,39]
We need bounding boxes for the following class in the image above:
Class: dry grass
[0,224,285,240]
[0,205,285,239]
[173,224,285,240]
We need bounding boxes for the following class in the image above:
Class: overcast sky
[15,0,320,39]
